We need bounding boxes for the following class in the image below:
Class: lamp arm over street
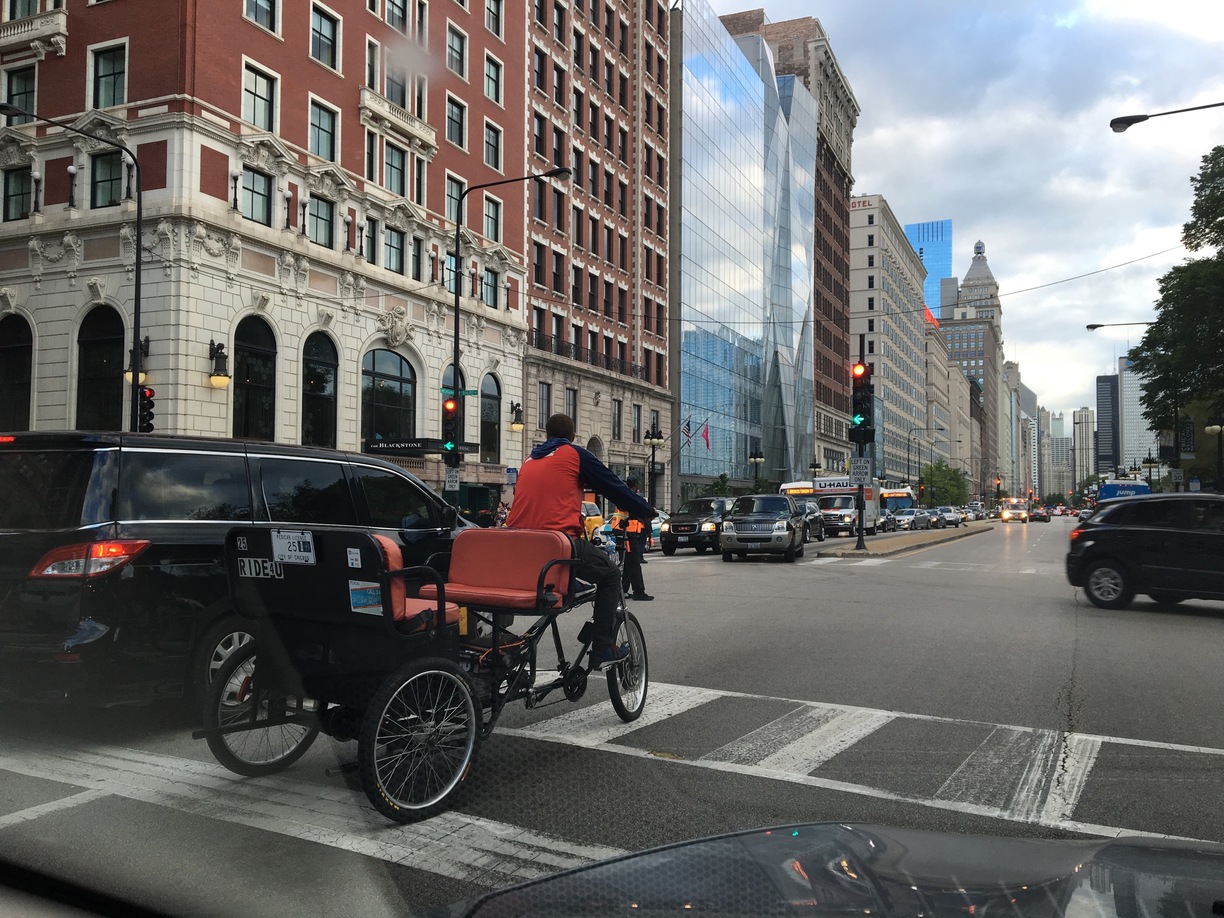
[1110,100,1224,133]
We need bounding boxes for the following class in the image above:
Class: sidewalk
[815,522,997,558]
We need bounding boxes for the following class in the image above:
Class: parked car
[801,499,827,543]
[658,498,729,555]
[893,508,930,531]
[878,510,899,532]
[936,506,962,528]
[928,509,946,529]
[582,501,606,543]
[720,494,805,563]
[1078,507,1094,521]
[0,432,464,706]
[1066,494,1224,609]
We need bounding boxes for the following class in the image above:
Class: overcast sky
[706,0,1224,418]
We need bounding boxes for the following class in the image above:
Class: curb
[814,523,997,558]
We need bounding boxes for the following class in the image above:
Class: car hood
[432,822,1224,917]
[667,511,721,524]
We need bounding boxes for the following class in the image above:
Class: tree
[1042,492,1066,506]
[702,473,732,497]
[1128,146,1224,431]
[919,459,968,506]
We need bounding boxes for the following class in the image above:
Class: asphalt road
[3,516,1224,915]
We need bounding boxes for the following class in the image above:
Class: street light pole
[1,102,143,432]
[643,423,665,506]
[748,449,764,492]
[447,166,570,488]
[1110,100,1224,133]
[907,425,944,487]
[1206,418,1224,493]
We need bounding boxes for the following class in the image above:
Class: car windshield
[4,4,1223,915]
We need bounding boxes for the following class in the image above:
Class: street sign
[506,467,518,486]
[365,438,480,456]
[440,387,479,396]
[1170,468,1184,483]
[1190,477,1201,492]
[849,458,871,485]
[444,467,460,492]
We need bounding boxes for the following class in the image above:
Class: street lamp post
[447,166,570,487]
[1086,321,1154,331]
[1143,451,1159,489]
[1110,101,1224,133]
[1206,418,1224,493]
[907,426,945,488]
[643,423,665,506]
[1,102,143,432]
[748,449,764,492]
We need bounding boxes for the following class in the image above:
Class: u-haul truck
[780,477,881,537]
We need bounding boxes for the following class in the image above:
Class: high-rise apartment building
[1095,373,1120,476]
[903,219,952,313]
[1118,356,1159,467]
[1072,406,1096,487]
[720,9,858,473]
[848,194,926,483]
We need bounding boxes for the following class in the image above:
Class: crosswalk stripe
[844,558,891,566]
[702,706,842,766]
[936,726,1060,820]
[1041,734,1102,823]
[800,557,840,565]
[518,682,721,747]
[758,709,893,774]
[0,788,108,830]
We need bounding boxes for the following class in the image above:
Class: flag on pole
[701,421,710,450]
[682,417,692,448]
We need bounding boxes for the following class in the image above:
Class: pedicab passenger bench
[224,526,461,685]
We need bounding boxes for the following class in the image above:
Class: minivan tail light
[29,540,151,578]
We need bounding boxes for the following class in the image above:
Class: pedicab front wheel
[607,610,648,722]
[358,658,481,823]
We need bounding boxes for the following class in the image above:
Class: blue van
[1096,479,1152,502]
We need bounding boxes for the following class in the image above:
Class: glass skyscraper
[675,1,816,498]
[904,220,953,312]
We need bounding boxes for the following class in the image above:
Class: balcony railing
[530,330,649,381]
[358,87,436,155]
[0,6,67,59]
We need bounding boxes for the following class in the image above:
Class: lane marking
[0,740,625,888]
[843,558,891,567]
[0,789,108,830]
[757,709,894,775]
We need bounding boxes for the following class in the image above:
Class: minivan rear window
[118,451,251,521]
[0,449,113,529]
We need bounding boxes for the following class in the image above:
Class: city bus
[879,487,917,513]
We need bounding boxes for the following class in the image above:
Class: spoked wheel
[203,641,319,776]
[607,610,648,722]
[358,659,480,823]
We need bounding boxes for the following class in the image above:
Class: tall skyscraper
[904,220,953,313]
[1118,356,1159,466]
[1095,374,1120,476]
[1073,407,1096,487]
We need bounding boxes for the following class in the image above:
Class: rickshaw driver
[507,413,655,669]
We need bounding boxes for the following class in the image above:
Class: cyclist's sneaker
[631,592,654,601]
[590,642,630,670]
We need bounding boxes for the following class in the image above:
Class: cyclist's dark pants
[572,537,622,644]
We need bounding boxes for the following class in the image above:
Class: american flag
[682,417,692,448]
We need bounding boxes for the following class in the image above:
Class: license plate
[272,529,316,565]
[677,536,689,543]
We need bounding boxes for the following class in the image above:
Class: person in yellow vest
[615,476,653,600]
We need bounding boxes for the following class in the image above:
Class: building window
[2,166,30,221]
[4,67,34,126]
[0,314,32,431]
[867,255,874,267]
[564,386,577,424]
[611,398,622,440]
[552,250,564,292]
[385,65,407,106]
[90,152,122,209]
[866,275,874,289]
[75,305,124,432]
[484,55,502,103]
[409,236,424,279]
[866,213,874,225]
[240,168,272,225]
[302,332,338,448]
[445,174,465,223]
[537,381,551,426]
[242,65,276,130]
[480,374,501,464]
[384,142,406,195]
[387,0,407,32]
[482,268,500,307]
[632,404,641,443]
[92,46,126,109]
[310,7,339,69]
[484,121,502,169]
[364,216,379,264]
[445,96,466,146]
[413,158,425,204]
[485,0,502,34]
[446,25,467,75]
[308,197,334,247]
[553,63,565,104]
[384,227,406,273]
[233,316,277,441]
[867,296,875,310]
[366,39,378,88]
[246,0,276,30]
[867,234,874,247]
[362,349,416,446]
[309,101,337,160]
[532,113,545,155]
[483,195,501,241]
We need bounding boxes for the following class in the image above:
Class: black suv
[1066,493,1224,609]
[0,432,462,705]
[660,497,730,555]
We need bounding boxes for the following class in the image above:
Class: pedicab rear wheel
[203,641,319,776]
[607,610,648,722]
[358,658,481,823]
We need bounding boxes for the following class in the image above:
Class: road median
[815,522,997,558]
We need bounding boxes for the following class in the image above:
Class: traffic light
[137,386,156,433]
[995,476,1002,500]
[441,396,460,467]
[849,362,874,444]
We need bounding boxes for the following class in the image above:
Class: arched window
[0,314,33,431]
[233,316,277,440]
[76,305,124,430]
[362,349,416,448]
[479,374,501,464]
[442,364,466,444]
[301,332,338,448]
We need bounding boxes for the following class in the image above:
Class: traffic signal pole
[849,334,871,551]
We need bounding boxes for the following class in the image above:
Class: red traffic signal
[137,386,156,433]
[442,397,457,413]
[995,477,1002,487]
[851,362,868,381]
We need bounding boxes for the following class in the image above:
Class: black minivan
[0,432,463,705]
